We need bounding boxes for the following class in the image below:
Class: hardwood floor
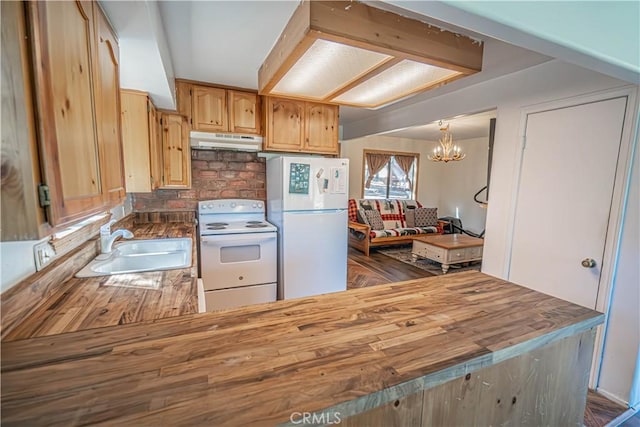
[347,248,628,427]
[347,246,433,289]
[585,390,628,427]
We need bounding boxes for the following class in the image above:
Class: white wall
[340,134,489,234]
[0,196,133,293]
[598,135,639,404]
[435,136,489,234]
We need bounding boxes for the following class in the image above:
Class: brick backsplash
[132,150,266,212]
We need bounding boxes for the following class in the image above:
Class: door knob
[581,258,596,268]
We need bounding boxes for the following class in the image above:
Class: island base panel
[341,328,595,426]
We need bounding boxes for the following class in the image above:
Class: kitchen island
[1,271,602,426]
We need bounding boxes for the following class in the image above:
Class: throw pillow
[413,207,438,227]
[356,209,370,226]
[363,209,384,230]
[405,207,416,227]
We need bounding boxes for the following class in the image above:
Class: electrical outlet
[34,241,56,271]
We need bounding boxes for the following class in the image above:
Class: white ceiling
[100,1,633,141]
[380,109,496,141]
[157,1,299,91]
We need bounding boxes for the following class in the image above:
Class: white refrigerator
[267,156,349,300]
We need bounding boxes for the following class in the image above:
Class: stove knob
[230,202,237,208]
[252,203,257,208]
[257,202,264,208]
[207,204,213,209]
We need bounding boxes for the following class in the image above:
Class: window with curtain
[362,150,419,199]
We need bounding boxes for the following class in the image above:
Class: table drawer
[412,243,446,261]
[445,246,483,263]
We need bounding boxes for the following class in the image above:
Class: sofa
[348,199,444,256]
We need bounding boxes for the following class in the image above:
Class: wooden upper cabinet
[120,90,152,192]
[148,101,163,190]
[264,97,305,152]
[192,86,227,132]
[305,103,339,154]
[161,113,191,188]
[178,81,261,135]
[263,96,339,155]
[94,5,125,205]
[1,0,49,240]
[28,0,105,226]
[229,90,261,134]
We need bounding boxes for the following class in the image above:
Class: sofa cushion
[406,207,438,227]
[358,199,405,229]
[363,210,385,230]
[369,226,439,238]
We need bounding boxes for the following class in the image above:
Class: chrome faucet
[99,220,134,255]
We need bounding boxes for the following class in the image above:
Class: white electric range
[197,199,277,312]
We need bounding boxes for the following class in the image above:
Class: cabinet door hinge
[38,184,51,207]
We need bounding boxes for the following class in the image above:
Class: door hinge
[38,184,51,207]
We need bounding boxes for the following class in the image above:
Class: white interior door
[509,97,627,309]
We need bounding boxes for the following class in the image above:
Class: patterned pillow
[356,209,370,226]
[411,207,438,227]
[405,207,417,227]
[363,209,385,230]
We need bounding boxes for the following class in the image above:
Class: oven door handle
[201,233,276,244]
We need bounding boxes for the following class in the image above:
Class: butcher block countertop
[1,271,603,426]
[2,221,198,341]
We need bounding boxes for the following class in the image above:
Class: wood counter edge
[277,313,605,426]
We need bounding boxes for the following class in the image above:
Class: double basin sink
[76,238,192,278]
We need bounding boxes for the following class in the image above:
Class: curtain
[395,155,415,190]
[365,153,391,188]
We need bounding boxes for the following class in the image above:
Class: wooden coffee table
[412,234,484,274]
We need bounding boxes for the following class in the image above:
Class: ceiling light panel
[333,60,461,107]
[259,1,483,108]
[271,39,391,100]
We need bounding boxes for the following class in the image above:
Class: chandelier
[428,121,465,163]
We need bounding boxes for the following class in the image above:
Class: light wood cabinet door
[1,0,49,240]
[120,91,151,192]
[161,113,191,188]
[192,86,227,132]
[94,5,125,205]
[28,0,105,226]
[148,101,163,190]
[264,97,304,152]
[304,102,339,154]
[229,90,260,134]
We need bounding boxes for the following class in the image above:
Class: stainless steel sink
[76,238,192,277]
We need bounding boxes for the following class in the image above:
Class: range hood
[190,131,263,152]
